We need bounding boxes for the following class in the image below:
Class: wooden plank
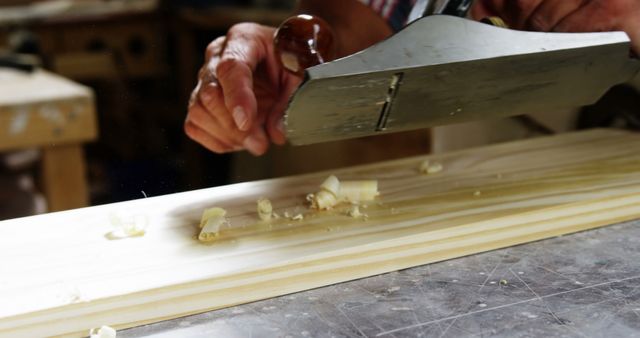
[0,69,97,151]
[41,144,89,211]
[2,129,640,337]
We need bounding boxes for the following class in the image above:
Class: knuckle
[189,105,212,127]
[187,109,204,127]
[198,86,216,105]
[209,143,227,153]
[200,83,224,107]
[228,22,258,34]
[185,121,227,153]
[215,57,239,79]
[200,66,217,84]
[528,13,551,31]
[184,120,198,138]
[205,36,226,59]
[512,0,534,12]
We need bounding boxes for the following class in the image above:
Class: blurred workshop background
[0,0,639,220]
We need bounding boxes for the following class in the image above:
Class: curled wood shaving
[257,198,273,221]
[198,207,228,242]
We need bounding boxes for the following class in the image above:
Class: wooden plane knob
[480,16,509,28]
[273,14,336,76]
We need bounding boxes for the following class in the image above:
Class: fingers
[526,0,585,31]
[185,102,238,153]
[554,1,624,32]
[197,84,248,143]
[243,127,270,156]
[188,82,269,155]
[198,79,271,156]
[503,0,545,29]
[472,0,640,57]
[184,120,234,154]
[191,28,265,155]
[470,0,500,20]
[265,76,302,145]
[471,0,585,32]
[627,19,640,56]
[266,113,286,146]
[187,23,292,156]
[206,36,226,60]
[554,1,640,55]
[216,57,256,131]
[187,80,252,153]
[216,24,266,133]
[471,0,544,28]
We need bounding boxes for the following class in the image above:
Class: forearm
[296,0,393,57]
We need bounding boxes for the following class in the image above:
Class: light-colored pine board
[2,129,640,337]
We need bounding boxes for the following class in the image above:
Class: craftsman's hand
[185,23,301,156]
[470,0,640,55]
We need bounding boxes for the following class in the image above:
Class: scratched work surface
[121,220,640,338]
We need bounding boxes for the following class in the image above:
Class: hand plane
[275,1,640,145]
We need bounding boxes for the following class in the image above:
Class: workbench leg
[41,144,89,212]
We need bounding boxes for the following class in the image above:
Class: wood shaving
[198,207,228,242]
[312,190,338,210]
[347,205,368,219]
[347,205,362,218]
[105,212,147,240]
[89,325,116,338]
[257,198,273,221]
[339,180,379,203]
[319,175,340,196]
[309,175,379,210]
[419,160,443,175]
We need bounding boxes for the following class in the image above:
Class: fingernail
[243,135,264,156]
[233,106,248,130]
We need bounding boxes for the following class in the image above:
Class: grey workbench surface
[121,220,640,338]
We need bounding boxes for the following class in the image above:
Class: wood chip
[89,325,116,338]
[257,198,273,221]
[419,160,443,175]
[198,207,228,242]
